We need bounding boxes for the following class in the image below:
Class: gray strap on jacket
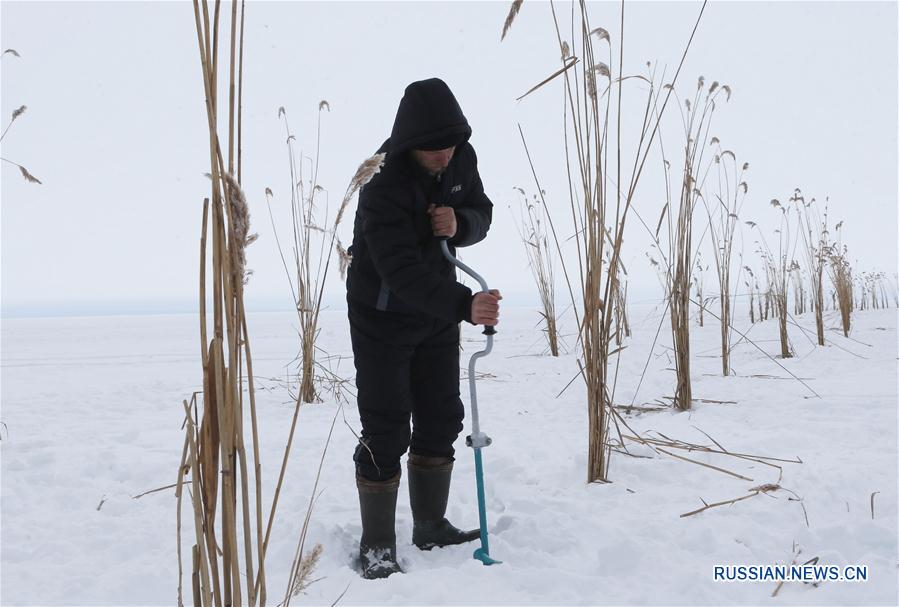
[376,280,390,311]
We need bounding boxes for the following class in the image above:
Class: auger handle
[437,236,497,336]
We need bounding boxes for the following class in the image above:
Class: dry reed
[281,406,340,606]
[742,266,762,324]
[789,261,805,315]
[1,51,42,184]
[287,544,323,598]
[180,2,270,605]
[501,0,524,41]
[752,195,797,358]
[513,188,561,356]
[265,107,384,405]
[694,254,705,328]
[614,277,631,345]
[827,222,853,336]
[657,76,730,408]
[509,0,709,479]
[857,271,891,310]
[701,142,748,375]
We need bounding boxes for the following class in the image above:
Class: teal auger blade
[474,547,502,565]
[472,447,500,565]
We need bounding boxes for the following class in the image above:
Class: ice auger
[439,238,501,566]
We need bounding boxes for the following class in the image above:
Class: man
[346,77,501,579]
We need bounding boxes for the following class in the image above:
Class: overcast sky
[2,1,897,317]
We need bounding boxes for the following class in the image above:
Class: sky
[1,0,897,317]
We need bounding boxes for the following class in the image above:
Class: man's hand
[471,289,502,326]
[427,204,457,238]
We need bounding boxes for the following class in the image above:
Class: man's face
[411,146,456,176]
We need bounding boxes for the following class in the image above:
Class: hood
[388,78,472,154]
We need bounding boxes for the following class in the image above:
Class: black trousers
[348,299,464,481]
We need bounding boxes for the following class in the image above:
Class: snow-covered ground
[1,303,897,605]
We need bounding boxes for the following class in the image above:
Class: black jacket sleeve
[361,186,474,323]
[450,146,493,248]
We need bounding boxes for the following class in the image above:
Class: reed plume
[1,52,42,184]
[501,0,524,41]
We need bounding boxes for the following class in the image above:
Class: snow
[1,304,897,605]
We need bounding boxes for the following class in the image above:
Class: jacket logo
[450,184,462,194]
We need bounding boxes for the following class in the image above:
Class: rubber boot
[357,472,403,579]
[407,453,480,550]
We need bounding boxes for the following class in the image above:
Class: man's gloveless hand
[427,204,457,238]
[471,290,502,326]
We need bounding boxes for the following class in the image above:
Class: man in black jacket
[346,78,501,579]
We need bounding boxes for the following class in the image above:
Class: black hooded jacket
[346,78,493,323]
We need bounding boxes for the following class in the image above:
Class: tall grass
[795,193,828,344]
[506,0,709,479]
[180,7,385,598]
[694,254,705,327]
[885,276,896,308]
[657,76,729,409]
[743,266,759,324]
[614,276,631,345]
[882,272,897,308]
[268,104,330,405]
[859,271,891,310]
[702,144,747,375]
[857,273,871,310]
[789,262,805,316]
[181,1,267,605]
[764,276,774,321]
[753,195,796,358]
[827,221,853,336]
[265,106,384,405]
[514,188,561,356]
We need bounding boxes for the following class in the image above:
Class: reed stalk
[743,266,760,324]
[694,254,705,328]
[614,278,630,344]
[702,143,747,375]
[657,76,729,407]
[514,188,561,356]
[857,271,890,310]
[180,2,269,605]
[507,0,708,478]
[789,263,805,315]
[266,105,382,406]
[753,194,797,358]
[827,222,853,336]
